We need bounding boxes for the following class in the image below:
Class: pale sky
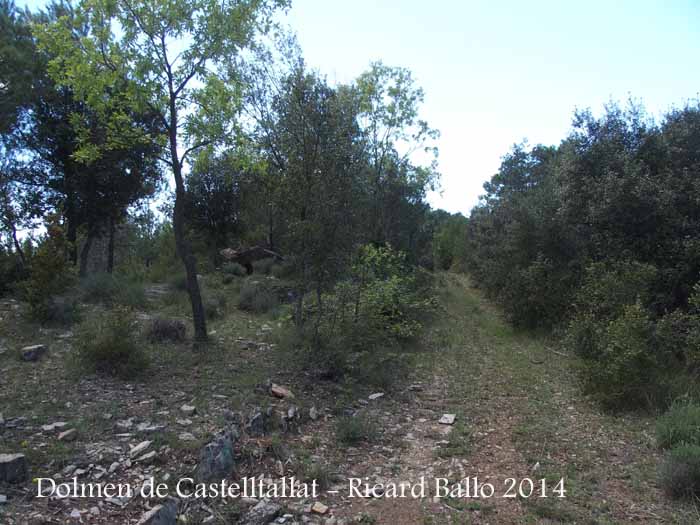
[18,0,700,215]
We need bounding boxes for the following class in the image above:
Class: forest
[1,0,700,524]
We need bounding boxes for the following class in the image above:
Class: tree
[37,0,290,341]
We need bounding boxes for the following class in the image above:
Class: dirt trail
[321,273,698,524]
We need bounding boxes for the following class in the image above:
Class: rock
[439,414,456,425]
[0,453,28,483]
[70,509,81,519]
[309,407,319,421]
[137,422,166,433]
[42,422,68,433]
[0,495,7,504]
[246,408,265,437]
[129,441,152,458]
[136,451,157,464]
[116,418,134,430]
[20,344,47,362]
[0,413,4,426]
[243,500,281,525]
[180,404,197,416]
[136,498,178,525]
[58,429,78,442]
[194,430,236,483]
[368,393,384,401]
[311,502,329,515]
[178,432,196,442]
[270,384,294,399]
[176,419,192,426]
[108,462,119,474]
[90,506,100,516]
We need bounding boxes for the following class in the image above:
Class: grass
[336,414,378,445]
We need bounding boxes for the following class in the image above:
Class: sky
[18,0,700,215]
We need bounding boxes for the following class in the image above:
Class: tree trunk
[79,227,96,277]
[168,96,207,342]
[106,216,116,274]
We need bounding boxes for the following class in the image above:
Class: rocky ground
[1,273,699,524]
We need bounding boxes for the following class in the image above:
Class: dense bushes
[657,403,700,499]
[466,102,700,411]
[79,272,147,308]
[74,310,148,378]
[299,245,435,384]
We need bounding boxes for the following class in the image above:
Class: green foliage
[659,444,700,499]
[79,272,146,309]
[237,281,278,314]
[252,258,275,275]
[222,262,246,277]
[656,403,700,450]
[578,302,663,410]
[300,245,435,383]
[23,215,74,322]
[335,414,378,445]
[74,309,148,379]
[203,290,227,320]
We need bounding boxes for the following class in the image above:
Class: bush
[657,403,700,449]
[578,302,664,410]
[659,444,700,499]
[43,297,80,326]
[237,281,278,314]
[335,414,378,445]
[271,258,296,279]
[147,318,187,343]
[203,290,227,319]
[74,310,148,379]
[79,273,146,309]
[222,262,246,277]
[168,272,188,291]
[24,215,73,322]
[252,258,275,275]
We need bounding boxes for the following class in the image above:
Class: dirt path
[318,273,699,524]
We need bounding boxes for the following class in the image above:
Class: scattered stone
[177,419,192,426]
[194,430,236,483]
[108,462,119,474]
[129,441,152,458]
[0,413,3,426]
[136,498,178,525]
[58,429,78,442]
[90,506,100,516]
[311,502,329,515]
[42,422,68,433]
[180,404,197,416]
[0,495,7,504]
[309,407,319,421]
[0,453,28,483]
[116,418,134,430]
[137,422,166,433]
[243,500,281,525]
[20,344,47,362]
[270,384,294,399]
[439,414,456,425]
[179,432,196,442]
[136,451,157,464]
[70,509,81,519]
[62,465,77,476]
[408,384,424,392]
[368,393,384,401]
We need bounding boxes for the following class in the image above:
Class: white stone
[439,414,456,425]
[129,441,151,458]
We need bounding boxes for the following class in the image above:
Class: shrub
[657,403,700,449]
[237,282,278,314]
[74,310,148,379]
[335,414,377,445]
[79,273,146,309]
[578,302,664,410]
[147,318,187,343]
[203,289,227,319]
[252,258,275,275]
[168,272,188,291]
[659,444,700,499]
[43,297,80,326]
[271,258,296,279]
[222,262,246,277]
[24,215,73,322]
